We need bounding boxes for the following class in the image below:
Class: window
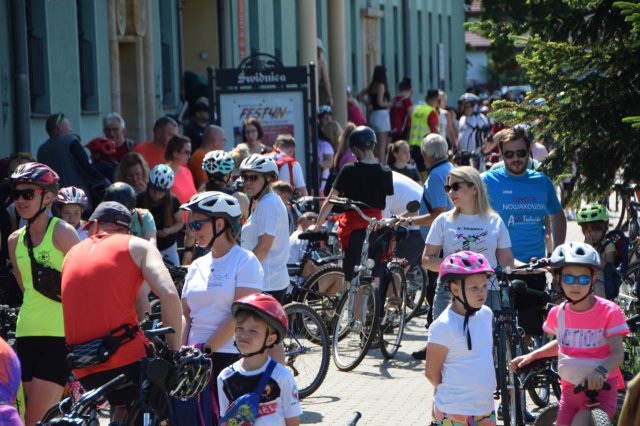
[26,0,49,114]
[159,0,176,107]
[428,12,433,88]
[77,0,98,111]
[392,6,398,81]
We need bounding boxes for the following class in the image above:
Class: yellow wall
[182,0,219,74]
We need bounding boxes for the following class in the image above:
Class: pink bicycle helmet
[56,186,88,207]
[439,251,495,282]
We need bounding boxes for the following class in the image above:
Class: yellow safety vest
[408,104,437,147]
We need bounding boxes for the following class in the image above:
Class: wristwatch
[595,365,609,378]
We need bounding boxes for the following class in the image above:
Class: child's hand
[583,371,605,391]
[509,353,535,371]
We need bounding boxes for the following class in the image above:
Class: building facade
[0,0,466,157]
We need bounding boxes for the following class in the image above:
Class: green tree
[469,0,640,202]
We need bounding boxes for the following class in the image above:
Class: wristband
[595,365,608,378]
[184,245,194,252]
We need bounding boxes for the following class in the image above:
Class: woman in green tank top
[7,162,80,426]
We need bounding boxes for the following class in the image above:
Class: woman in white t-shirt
[171,191,264,425]
[423,166,515,320]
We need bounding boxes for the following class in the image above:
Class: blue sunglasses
[561,274,592,285]
[187,218,211,231]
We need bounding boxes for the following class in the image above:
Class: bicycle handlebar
[329,197,400,227]
[574,381,612,395]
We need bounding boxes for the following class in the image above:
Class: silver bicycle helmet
[56,186,88,207]
[169,346,212,400]
[202,150,235,176]
[239,154,279,176]
[550,242,601,270]
[149,164,175,191]
[180,191,241,224]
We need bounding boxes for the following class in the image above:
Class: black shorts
[16,336,70,386]
[263,289,287,305]
[515,272,547,336]
[343,228,385,281]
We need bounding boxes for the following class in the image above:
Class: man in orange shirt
[188,125,227,188]
[133,116,179,169]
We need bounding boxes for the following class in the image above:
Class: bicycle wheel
[497,326,524,426]
[524,336,552,408]
[404,264,427,321]
[283,303,330,399]
[379,264,407,360]
[332,281,380,372]
[299,265,344,330]
[618,261,640,315]
[590,407,611,426]
[532,403,558,426]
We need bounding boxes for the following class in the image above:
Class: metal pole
[207,66,218,125]
[402,0,411,78]
[10,0,31,153]
[309,62,319,196]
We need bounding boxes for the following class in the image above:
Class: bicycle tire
[498,326,524,426]
[299,265,344,330]
[332,281,380,372]
[404,264,427,321]
[590,407,611,426]
[525,336,552,408]
[40,403,64,422]
[283,302,330,399]
[379,264,407,360]
[532,403,558,426]
[618,261,640,315]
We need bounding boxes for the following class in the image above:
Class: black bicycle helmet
[169,346,212,400]
[348,126,377,150]
[103,182,137,210]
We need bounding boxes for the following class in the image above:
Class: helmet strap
[206,218,228,250]
[233,333,275,358]
[451,279,481,350]
[26,192,48,224]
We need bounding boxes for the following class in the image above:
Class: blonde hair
[447,166,494,218]
[322,120,343,150]
[230,143,250,168]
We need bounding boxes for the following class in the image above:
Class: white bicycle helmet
[180,191,241,224]
[149,164,175,191]
[56,186,88,207]
[202,150,235,175]
[239,154,279,176]
[550,242,601,270]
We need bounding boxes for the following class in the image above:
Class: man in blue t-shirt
[482,127,566,335]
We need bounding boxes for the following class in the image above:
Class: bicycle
[329,197,413,370]
[516,355,561,410]
[494,264,550,426]
[283,302,330,399]
[533,382,613,426]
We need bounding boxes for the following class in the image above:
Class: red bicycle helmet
[86,137,116,156]
[56,186,88,207]
[10,162,60,192]
[232,294,288,344]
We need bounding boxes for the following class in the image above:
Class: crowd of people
[0,64,634,426]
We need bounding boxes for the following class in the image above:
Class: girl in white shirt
[425,251,497,425]
[171,191,264,426]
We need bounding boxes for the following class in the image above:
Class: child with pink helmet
[425,250,497,425]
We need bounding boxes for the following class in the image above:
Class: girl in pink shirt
[510,242,628,425]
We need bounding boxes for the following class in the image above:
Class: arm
[549,210,567,249]
[253,234,275,262]
[53,220,81,254]
[320,153,333,170]
[234,192,250,220]
[509,339,559,370]
[496,247,515,270]
[181,298,191,346]
[135,282,152,321]
[130,237,182,350]
[583,334,625,390]
[405,206,446,227]
[7,231,24,292]
[204,287,260,353]
[158,210,184,238]
[422,244,444,273]
[311,187,338,230]
[318,59,333,105]
[69,138,110,184]
[376,84,391,109]
[425,342,448,388]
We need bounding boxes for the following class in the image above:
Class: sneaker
[411,346,427,360]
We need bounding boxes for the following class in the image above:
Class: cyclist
[61,201,182,423]
[54,186,89,240]
[218,294,302,426]
[201,149,249,219]
[103,182,157,245]
[425,251,497,426]
[312,126,394,285]
[576,203,616,299]
[510,242,628,425]
[0,336,22,425]
[171,192,263,425]
[7,162,80,426]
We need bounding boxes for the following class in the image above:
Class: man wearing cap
[185,98,210,152]
[61,201,182,421]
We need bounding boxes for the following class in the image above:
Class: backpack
[601,230,629,299]
[268,150,297,188]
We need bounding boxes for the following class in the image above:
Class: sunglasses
[444,182,472,192]
[240,173,261,182]
[55,112,65,127]
[187,218,211,231]
[503,149,528,159]
[561,274,592,285]
[11,188,45,201]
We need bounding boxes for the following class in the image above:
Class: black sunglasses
[444,182,473,192]
[503,149,528,159]
[11,188,45,201]
[240,173,261,182]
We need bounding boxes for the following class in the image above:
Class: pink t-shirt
[543,297,628,386]
[171,166,197,222]
[132,141,166,169]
